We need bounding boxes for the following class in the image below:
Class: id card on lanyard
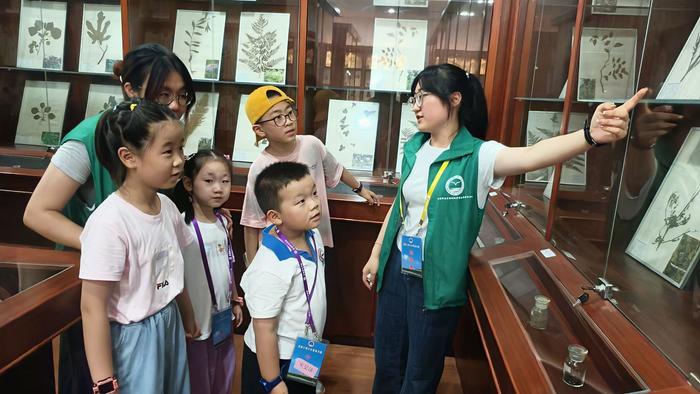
[274,227,328,387]
[192,213,235,347]
[399,160,449,278]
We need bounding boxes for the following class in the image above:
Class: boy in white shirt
[240,161,326,394]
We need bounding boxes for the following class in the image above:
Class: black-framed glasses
[257,109,297,127]
[155,91,192,107]
[407,91,432,108]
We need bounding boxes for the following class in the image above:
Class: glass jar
[529,295,551,330]
[563,344,588,388]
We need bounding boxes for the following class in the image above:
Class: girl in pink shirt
[79,99,194,394]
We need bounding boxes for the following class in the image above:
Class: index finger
[619,88,648,112]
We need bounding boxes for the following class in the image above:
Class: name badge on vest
[287,336,328,386]
[401,235,424,278]
[210,306,232,347]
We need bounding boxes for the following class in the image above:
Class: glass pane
[602,0,700,382]
[306,0,493,198]
[0,262,70,301]
[474,198,522,249]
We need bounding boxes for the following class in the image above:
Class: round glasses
[407,91,432,108]
[258,109,298,127]
[155,91,192,107]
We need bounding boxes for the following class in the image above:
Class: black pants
[240,344,315,394]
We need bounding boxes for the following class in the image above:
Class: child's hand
[184,319,200,340]
[359,187,381,206]
[232,304,244,328]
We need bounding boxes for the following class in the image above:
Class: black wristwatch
[259,375,283,393]
[352,182,363,194]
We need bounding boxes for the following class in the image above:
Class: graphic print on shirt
[153,248,171,290]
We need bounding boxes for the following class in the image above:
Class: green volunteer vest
[376,127,485,309]
[60,115,116,228]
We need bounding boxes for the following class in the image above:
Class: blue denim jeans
[373,245,461,394]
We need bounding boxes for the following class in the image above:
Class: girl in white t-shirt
[79,99,194,394]
[173,149,244,394]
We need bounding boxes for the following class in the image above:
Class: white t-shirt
[181,215,233,340]
[241,226,326,359]
[240,135,344,247]
[397,140,506,251]
[79,193,194,324]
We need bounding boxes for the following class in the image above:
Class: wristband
[259,375,283,393]
[583,118,604,147]
[93,376,119,394]
[352,182,364,194]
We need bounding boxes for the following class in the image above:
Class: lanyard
[399,160,450,228]
[274,226,319,336]
[192,212,234,311]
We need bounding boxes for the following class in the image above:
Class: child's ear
[117,146,138,169]
[266,209,283,226]
[183,176,194,193]
[252,124,267,141]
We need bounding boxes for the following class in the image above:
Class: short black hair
[254,162,310,213]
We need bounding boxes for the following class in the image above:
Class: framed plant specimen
[16,1,67,70]
[626,128,700,288]
[524,111,588,186]
[172,10,226,81]
[578,27,637,102]
[232,94,268,162]
[85,84,123,118]
[395,103,420,173]
[15,80,70,146]
[325,99,379,172]
[370,18,428,92]
[183,92,219,156]
[235,12,290,84]
[657,17,700,100]
[79,4,123,74]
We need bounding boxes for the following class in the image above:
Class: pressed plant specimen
[653,186,700,250]
[183,12,213,73]
[588,31,629,93]
[377,21,419,83]
[240,14,284,78]
[85,11,112,65]
[101,95,118,111]
[337,103,357,152]
[680,32,700,82]
[31,102,56,122]
[27,20,62,57]
[184,94,209,141]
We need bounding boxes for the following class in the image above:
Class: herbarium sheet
[16,80,70,146]
[79,4,123,74]
[370,18,427,92]
[17,1,67,70]
[184,92,219,156]
[657,17,700,100]
[578,27,637,102]
[591,0,650,16]
[173,10,227,81]
[395,103,420,173]
[524,111,588,186]
[626,128,700,288]
[232,94,268,162]
[85,84,123,118]
[235,12,290,85]
[325,99,379,172]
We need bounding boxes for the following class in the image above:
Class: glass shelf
[0,262,70,301]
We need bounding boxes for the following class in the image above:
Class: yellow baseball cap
[245,85,295,125]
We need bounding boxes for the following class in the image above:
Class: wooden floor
[232,335,463,394]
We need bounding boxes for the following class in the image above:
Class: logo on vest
[445,175,465,196]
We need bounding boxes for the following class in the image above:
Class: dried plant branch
[680,32,700,82]
[86,11,112,65]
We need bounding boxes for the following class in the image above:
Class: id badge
[211,306,232,347]
[401,235,424,278]
[286,336,328,386]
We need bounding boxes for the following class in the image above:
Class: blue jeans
[373,245,461,394]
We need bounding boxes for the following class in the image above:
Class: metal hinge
[689,372,700,390]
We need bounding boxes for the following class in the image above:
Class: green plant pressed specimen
[85,11,112,65]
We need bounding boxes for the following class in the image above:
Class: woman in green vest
[23,43,196,394]
[361,63,646,393]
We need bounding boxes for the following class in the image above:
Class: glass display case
[501,0,700,387]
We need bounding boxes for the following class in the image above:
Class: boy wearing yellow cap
[240,86,379,264]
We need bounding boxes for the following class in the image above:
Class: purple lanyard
[274,226,319,335]
[192,212,234,311]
